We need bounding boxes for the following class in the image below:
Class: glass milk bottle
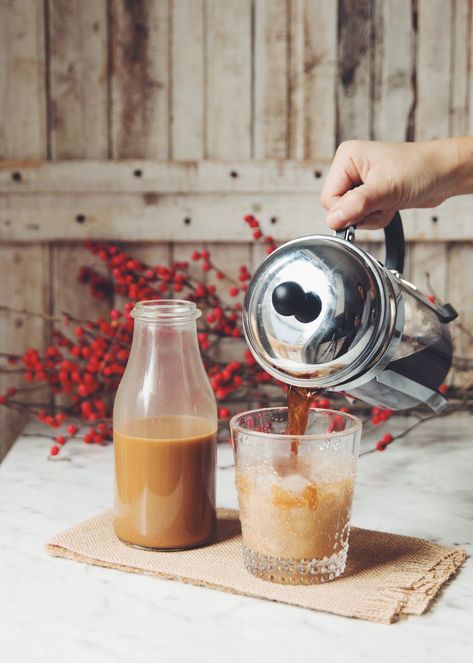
[113,300,217,549]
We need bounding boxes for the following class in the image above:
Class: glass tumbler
[230,408,361,584]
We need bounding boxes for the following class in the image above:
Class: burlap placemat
[46,509,466,624]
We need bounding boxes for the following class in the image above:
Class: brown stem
[359,403,465,457]
[0,305,131,350]
[6,384,49,394]
[0,368,27,374]
[425,272,440,301]
[0,304,70,325]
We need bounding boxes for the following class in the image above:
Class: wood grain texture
[48,0,112,402]
[250,238,275,280]
[446,243,473,386]
[372,0,415,141]
[337,0,373,142]
[50,242,112,411]
[0,159,326,193]
[208,242,251,300]
[253,0,288,158]
[0,243,50,460]
[1,182,473,242]
[2,0,473,453]
[111,0,170,158]
[415,0,453,140]
[469,0,473,135]
[449,0,470,136]
[51,243,112,320]
[303,0,337,159]
[0,0,49,459]
[288,0,337,159]
[48,0,109,159]
[171,0,205,159]
[205,0,252,158]
[288,0,304,159]
[408,242,448,301]
[0,0,46,158]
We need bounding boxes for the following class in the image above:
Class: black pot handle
[383,211,405,273]
[335,211,405,274]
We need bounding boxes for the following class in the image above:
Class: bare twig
[359,403,466,457]
[0,305,130,349]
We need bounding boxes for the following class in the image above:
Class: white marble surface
[0,414,472,663]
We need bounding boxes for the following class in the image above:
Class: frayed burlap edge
[351,547,467,623]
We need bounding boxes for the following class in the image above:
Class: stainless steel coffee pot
[243,213,457,412]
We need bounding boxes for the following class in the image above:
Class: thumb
[326,184,387,229]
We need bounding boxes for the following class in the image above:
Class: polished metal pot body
[243,221,455,413]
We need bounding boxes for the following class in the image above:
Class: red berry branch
[0,215,466,458]
[0,215,282,457]
[359,401,466,457]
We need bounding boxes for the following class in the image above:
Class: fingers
[325,185,391,229]
[356,210,398,230]
[321,140,410,232]
[320,141,364,212]
[320,163,360,212]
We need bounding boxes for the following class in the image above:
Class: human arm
[321,137,473,230]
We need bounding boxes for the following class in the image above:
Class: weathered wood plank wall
[0,0,50,457]
[1,0,473,458]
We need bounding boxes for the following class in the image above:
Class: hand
[320,139,468,230]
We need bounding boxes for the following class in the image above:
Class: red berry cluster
[370,406,393,425]
[191,249,244,300]
[0,215,291,457]
[82,242,192,301]
[368,407,395,451]
[209,360,245,400]
[375,433,395,452]
[0,214,405,459]
[243,215,277,255]
[0,387,17,404]
[10,311,131,456]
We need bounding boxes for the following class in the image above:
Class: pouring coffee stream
[243,212,458,425]
[287,385,323,455]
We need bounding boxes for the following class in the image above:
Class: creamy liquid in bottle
[113,415,216,550]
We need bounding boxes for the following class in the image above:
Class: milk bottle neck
[130,315,200,361]
[129,300,203,378]
[114,300,216,427]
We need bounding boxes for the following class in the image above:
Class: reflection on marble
[0,414,472,662]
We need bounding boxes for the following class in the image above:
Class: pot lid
[243,234,392,387]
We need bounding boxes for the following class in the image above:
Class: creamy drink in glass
[230,407,361,584]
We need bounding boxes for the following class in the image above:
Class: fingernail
[326,209,347,227]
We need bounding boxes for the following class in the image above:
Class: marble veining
[0,414,472,663]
